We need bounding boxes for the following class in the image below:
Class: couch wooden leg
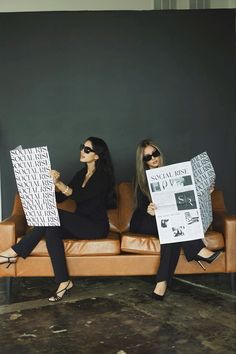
[5,277,13,303]
[230,273,236,293]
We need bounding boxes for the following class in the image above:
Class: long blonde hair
[134,139,164,207]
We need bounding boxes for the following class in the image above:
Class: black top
[56,167,111,223]
[129,186,158,236]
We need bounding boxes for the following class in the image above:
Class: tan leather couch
[0,182,236,278]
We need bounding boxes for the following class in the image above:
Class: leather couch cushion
[121,233,160,254]
[16,232,121,256]
[121,231,225,255]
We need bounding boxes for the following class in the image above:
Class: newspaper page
[191,152,215,232]
[146,160,204,244]
[10,146,60,227]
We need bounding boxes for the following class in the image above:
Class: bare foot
[154,281,167,296]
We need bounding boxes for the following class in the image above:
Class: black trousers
[156,238,205,285]
[12,210,109,283]
[130,209,205,285]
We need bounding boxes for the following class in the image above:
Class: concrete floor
[0,274,235,354]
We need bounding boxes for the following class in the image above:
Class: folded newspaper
[146,152,215,244]
[10,145,60,227]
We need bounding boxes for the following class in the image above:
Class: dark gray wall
[0,10,235,217]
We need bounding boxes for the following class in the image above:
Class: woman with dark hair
[130,139,221,300]
[0,137,116,301]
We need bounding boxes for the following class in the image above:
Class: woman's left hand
[49,170,61,185]
[209,182,215,194]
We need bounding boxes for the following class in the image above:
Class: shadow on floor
[0,274,235,354]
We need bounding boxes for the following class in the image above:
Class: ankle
[9,248,18,257]
[58,280,73,291]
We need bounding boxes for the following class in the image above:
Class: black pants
[12,210,109,283]
[12,226,71,283]
[156,239,205,285]
[130,209,205,285]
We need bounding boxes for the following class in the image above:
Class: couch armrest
[212,210,227,233]
[211,209,236,272]
[224,215,236,272]
[0,215,27,251]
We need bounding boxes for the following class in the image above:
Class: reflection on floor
[0,274,235,354]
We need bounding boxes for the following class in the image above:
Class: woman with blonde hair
[130,139,221,300]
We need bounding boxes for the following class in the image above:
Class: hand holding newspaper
[10,146,60,227]
[146,152,215,244]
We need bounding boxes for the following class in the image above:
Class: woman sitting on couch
[129,138,222,300]
[0,137,116,302]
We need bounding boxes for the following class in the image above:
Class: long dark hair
[86,136,117,209]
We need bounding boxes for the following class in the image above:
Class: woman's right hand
[209,181,215,194]
[49,170,61,185]
[147,202,157,216]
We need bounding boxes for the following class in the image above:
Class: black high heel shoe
[193,249,222,270]
[0,255,17,268]
[48,281,73,302]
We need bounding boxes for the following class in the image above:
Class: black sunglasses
[143,149,160,162]
[80,144,95,154]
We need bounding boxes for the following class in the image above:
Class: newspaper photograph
[146,152,215,244]
[10,146,60,227]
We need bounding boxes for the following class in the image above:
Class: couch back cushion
[12,194,24,215]
[211,190,226,233]
[57,198,77,213]
[13,193,120,233]
[57,183,120,232]
[58,198,120,233]
[118,182,134,233]
[117,185,227,233]
[211,190,226,211]
[12,185,226,237]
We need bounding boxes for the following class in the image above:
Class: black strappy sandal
[48,281,73,302]
[0,255,17,268]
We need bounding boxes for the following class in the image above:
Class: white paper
[10,146,60,226]
[191,152,215,232]
[146,152,214,244]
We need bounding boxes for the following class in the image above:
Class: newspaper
[146,152,215,244]
[191,152,215,233]
[10,146,60,227]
